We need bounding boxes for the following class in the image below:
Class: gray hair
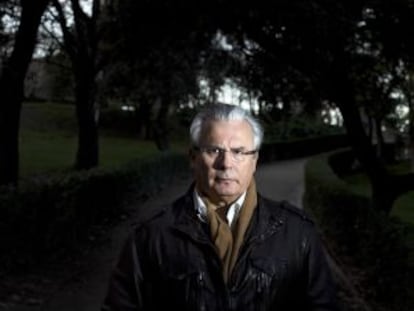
[190,103,264,149]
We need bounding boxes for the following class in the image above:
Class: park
[1,1,414,310]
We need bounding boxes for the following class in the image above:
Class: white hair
[189,103,264,149]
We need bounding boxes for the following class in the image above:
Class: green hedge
[303,151,409,311]
[259,134,349,163]
[0,151,189,272]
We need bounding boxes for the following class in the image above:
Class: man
[101,103,339,310]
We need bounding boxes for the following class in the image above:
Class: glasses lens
[231,150,243,162]
[198,147,255,162]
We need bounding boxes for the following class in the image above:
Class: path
[256,158,306,208]
[2,158,307,311]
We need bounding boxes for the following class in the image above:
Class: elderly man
[102,103,339,310]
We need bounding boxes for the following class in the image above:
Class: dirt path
[2,159,307,311]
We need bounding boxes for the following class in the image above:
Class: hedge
[303,150,409,311]
[259,134,349,163]
[0,151,189,272]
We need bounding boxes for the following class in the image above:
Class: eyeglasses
[193,146,257,162]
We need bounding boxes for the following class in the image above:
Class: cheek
[242,163,257,180]
[194,159,214,180]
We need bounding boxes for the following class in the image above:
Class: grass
[341,172,372,196]
[20,131,77,176]
[335,159,414,309]
[19,101,187,177]
[393,193,414,264]
[341,160,414,224]
[19,131,173,176]
[341,163,414,267]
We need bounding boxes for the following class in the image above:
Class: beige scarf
[201,180,257,283]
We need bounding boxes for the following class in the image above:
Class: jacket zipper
[198,271,206,311]
[255,271,271,311]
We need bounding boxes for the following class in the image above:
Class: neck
[195,187,241,207]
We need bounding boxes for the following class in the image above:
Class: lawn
[342,165,414,265]
[341,162,414,224]
[339,161,414,308]
[19,101,187,177]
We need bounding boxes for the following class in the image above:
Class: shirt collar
[193,189,247,228]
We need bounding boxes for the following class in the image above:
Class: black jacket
[102,187,339,311]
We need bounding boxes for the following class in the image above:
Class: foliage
[259,134,349,163]
[19,102,188,176]
[4,0,414,207]
[0,151,189,273]
[304,151,410,311]
[262,114,344,142]
[20,101,77,133]
[100,0,211,106]
[0,0,50,185]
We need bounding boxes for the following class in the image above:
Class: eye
[206,147,222,155]
[231,148,245,155]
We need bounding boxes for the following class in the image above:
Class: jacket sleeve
[101,232,144,311]
[304,223,340,311]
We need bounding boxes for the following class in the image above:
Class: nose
[215,150,233,169]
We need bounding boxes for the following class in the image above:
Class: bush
[99,106,139,136]
[263,115,345,142]
[303,151,409,311]
[0,151,189,272]
[259,134,349,163]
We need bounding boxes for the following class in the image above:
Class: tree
[211,0,414,214]
[0,0,50,186]
[50,0,102,169]
[370,0,414,171]
[101,0,223,150]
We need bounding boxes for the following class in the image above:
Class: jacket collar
[244,195,286,244]
[171,184,212,245]
[171,184,286,245]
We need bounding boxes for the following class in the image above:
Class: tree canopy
[103,0,414,213]
[2,0,414,214]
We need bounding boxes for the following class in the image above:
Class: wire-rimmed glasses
[193,146,257,162]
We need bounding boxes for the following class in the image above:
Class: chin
[215,188,239,198]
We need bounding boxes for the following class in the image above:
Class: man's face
[190,119,258,205]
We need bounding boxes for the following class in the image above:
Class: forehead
[200,119,254,145]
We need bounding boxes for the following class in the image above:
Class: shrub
[0,151,189,272]
[303,151,409,311]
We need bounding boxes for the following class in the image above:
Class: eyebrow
[201,144,251,150]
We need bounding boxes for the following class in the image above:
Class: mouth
[216,177,235,183]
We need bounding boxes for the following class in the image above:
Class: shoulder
[258,196,324,251]
[131,192,193,232]
[259,195,315,225]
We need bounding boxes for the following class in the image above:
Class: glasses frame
[193,145,257,162]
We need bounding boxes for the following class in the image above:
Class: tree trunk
[153,96,171,151]
[53,0,100,170]
[336,73,414,214]
[0,73,21,186]
[408,90,414,171]
[374,117,385,162]
[329,68,414,214]
[74,66,99,170]
[340,101,396,213]
[329,57,393,212]
[0,0,49,186]
[135,102,153,139]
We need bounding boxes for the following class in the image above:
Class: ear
[252,152,259,171]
